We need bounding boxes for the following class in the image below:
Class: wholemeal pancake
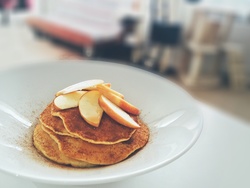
[39,104,73,137]
[33,123,95,168]
[43,118,149,165]
[46,103,137,144]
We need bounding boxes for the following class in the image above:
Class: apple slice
[79,90,103,127]
[97,84,124,99]
[99,95,140,129]
[85,83,111,91]
[56,79,104,96]
[54,91,87,110]
[97,87,140,115]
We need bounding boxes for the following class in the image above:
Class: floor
[183,86,250,123]
[0,20,82,71]
[1,20,249,123]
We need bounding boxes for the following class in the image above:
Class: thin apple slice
[79,90,103,127]
[99,95,140,129]
[56,79,104,96]
[54,91,87,110]
[97,87,140,115]
[103,83,111,88]
[97,84,124,99]
[85,83,111,91]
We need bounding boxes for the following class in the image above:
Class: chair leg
[159,47,171,73]
[186,52,203,86]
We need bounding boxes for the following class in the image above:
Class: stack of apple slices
[54,79,141,129]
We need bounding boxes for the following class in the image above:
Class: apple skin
[86,83,111,90]
[97,86,140,115]
[56,79,104,96]
[99,95,140,129]
[97,84,124,99]
[79,90,103,127]
[54,91,87,110]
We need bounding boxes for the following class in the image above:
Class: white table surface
[0,63,250,188]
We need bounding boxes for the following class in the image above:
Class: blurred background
[0,0,249,122]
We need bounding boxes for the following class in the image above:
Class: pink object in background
[0,0,17,9]
[26,0,34,9]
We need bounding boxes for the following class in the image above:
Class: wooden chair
[184,7,235,87]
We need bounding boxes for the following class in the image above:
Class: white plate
[0,60,203,185]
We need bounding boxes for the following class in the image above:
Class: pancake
[39,103,73,137]
[43,118,149,165]
[33,123,95,168]
[41,103,137,144]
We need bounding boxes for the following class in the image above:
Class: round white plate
[0,60,202,185]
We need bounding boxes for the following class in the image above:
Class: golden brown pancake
[43,118,149,165]
[39,104,73,137]
[40,103,136,144]
[33,123,95,168]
